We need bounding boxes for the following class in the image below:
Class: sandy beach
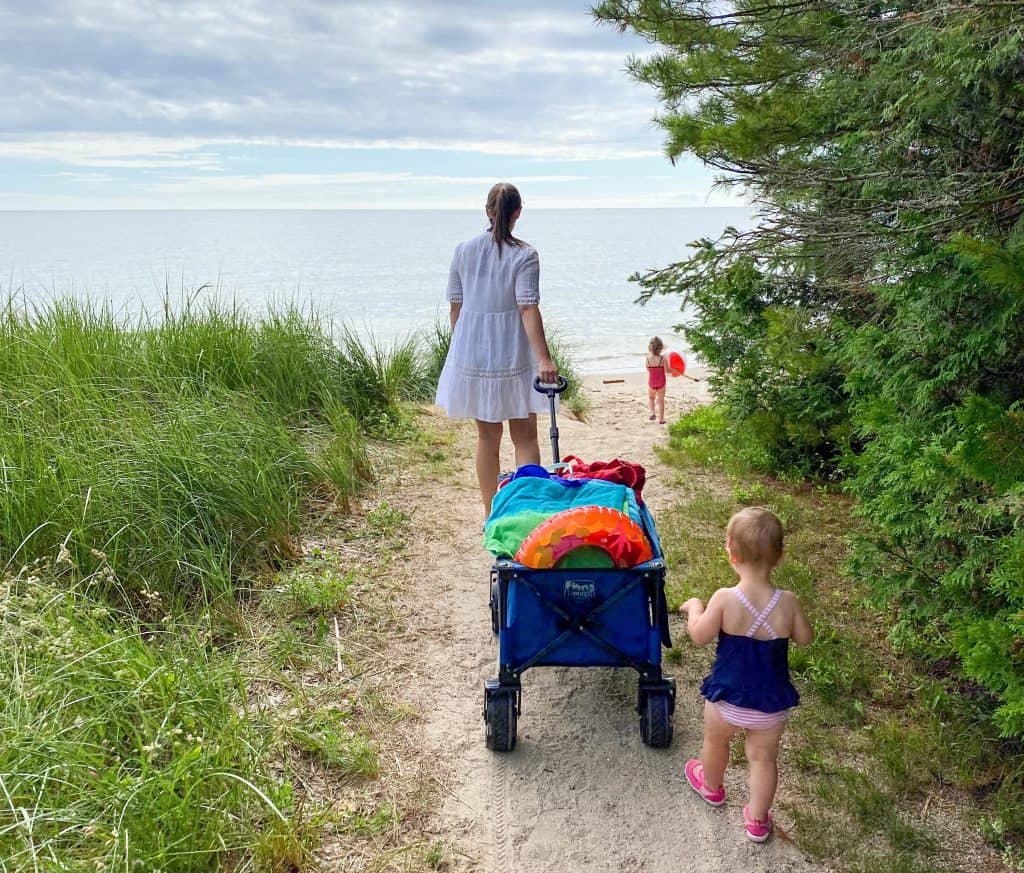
[580,365,712,425]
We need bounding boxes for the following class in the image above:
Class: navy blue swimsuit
[700,588,800,714]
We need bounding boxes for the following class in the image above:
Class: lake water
[0,207,753,373]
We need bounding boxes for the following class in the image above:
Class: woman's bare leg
[475,420,503,516]
[508,415,541,467]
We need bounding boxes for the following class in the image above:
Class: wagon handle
[533,376,569,467]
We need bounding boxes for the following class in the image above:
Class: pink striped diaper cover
[715,700,790,730]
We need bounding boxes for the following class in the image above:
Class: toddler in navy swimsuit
[678,507,814,842]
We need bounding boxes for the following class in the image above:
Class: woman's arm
[446,244,463,329]
[518,304,558,384]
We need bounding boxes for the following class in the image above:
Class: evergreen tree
[594,1,1024,735]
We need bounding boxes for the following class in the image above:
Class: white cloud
[0,1,663,153]
[0,133,659,169]
[0,1,718,208]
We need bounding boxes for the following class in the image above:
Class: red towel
[562,455,646,504]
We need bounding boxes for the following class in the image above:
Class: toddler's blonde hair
[727,507,783,567]
[648,336,664,355]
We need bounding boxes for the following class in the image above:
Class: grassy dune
[0,297,586,869]
[0,300,438,603]
[0,299,435,870]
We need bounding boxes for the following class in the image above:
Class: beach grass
[545,328,590,420]
[0,298,427,604]
[421,319,453,390]
[658,406,1024,871]
[0,561,311,870]
[0,296,434,868]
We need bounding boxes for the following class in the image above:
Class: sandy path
[394,370,829,873]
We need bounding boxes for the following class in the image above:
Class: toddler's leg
[657,387,666,423]
[701,701,739,791]
[647,387,656,419]
[744,722,786,821]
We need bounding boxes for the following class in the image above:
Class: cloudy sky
[0,0,726,210]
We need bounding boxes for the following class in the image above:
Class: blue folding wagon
[483,378,676,751]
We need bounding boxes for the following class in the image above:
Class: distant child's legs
[475,420,503,516]
[744,722,786,821]
[656,387,666,423]
[647,387,657,419]
[508,415,541,467]
[701,701,740,791]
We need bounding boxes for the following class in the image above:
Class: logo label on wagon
[564,579,596,601]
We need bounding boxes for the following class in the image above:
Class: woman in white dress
[435,182,559,516]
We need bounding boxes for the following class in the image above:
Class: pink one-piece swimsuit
[647,356,666,390]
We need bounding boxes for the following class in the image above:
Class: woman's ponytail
[486,182,523,257]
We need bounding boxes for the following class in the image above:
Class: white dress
[435,231,549,422]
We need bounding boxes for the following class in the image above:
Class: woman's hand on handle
[537,356,558,385]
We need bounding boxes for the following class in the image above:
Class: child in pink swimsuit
[678,507,814,842]
[645,336,669,423]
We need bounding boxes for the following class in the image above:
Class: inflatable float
[514,505,653,569]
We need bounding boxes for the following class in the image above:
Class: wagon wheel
[485,687,518,752]
[640,692,673,749]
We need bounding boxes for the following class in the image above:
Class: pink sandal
[684,759,726,806]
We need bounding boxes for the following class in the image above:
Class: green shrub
[597,0,1024,755]
[843,246,1024,738]
[660,256,850,478]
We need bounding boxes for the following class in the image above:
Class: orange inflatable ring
[514,506,654,569]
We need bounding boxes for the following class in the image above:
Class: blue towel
[487,474,640,526]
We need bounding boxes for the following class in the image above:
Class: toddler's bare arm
[681,590,725,646]
[789,594,814,646]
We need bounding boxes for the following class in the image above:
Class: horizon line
[0,204,753,213]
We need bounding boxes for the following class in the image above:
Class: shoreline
[581,364,709,387]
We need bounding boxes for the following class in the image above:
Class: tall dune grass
[421,319,453,389]
[0,298,415,605]
[0,296,430,867]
